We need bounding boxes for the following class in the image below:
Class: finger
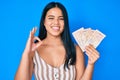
[86,45,100,58]
[35,42,42,49]
[85,51,93,60]
[28,30,32,41]
[85,48,94,60]
[85,46,99,61]
[87,44,95,51]
[30,28,35,40]
[33,27,37,34]
[32,42,42,51]
[31,27,37,37]
[33,37,41,43]
[85,46,94,59]
[86,48,99,60]
[32,37,42,51]
[88,44,99,54]
[32,44,41,51]
[85,50,98,65]
[29,30,31,38]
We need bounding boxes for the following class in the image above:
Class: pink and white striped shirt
[33,51,76,80]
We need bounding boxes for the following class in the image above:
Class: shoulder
[75,44,83,55]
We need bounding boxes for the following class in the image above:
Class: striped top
[33,51,76,80]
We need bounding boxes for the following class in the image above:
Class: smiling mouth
[52,26,60,31]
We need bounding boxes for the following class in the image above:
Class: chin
[51,32,62,37]
[52,34,61,37]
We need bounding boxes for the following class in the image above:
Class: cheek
[44,20,51,27]
[59,20,64,25]
[60,24,64,32]
[60,22,64,29]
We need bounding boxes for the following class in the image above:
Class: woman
[15,2,100,80]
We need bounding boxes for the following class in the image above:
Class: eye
[59,17,64,20]
[48,17,54,20]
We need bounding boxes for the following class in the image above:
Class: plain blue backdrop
[0,0,120,80]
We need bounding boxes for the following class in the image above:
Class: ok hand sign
[24,27,42,54]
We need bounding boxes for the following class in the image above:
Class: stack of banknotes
[72,27,106,52]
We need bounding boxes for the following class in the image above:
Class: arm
[75,45,85,80]
[81,64,94,80]
[81,44,100,80]
[14,27,42,80]
[14,50,34,80]
[75,44,100,80]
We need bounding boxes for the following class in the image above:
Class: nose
[54,19,59,25]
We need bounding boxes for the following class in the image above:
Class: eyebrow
[48,15,63,18]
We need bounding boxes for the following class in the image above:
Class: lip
[52,26,60,31]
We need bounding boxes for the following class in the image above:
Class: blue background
[0,0,120,80]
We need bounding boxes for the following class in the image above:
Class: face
[44,7,64,37]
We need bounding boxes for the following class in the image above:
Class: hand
[85,44,100,65]
[24,27,42,53]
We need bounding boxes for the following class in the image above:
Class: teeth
[52,27,60,30]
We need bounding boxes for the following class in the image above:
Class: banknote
[72,27,106,52]
[72,27,84,51]
[85,29,106,48]
[80,28,91,49]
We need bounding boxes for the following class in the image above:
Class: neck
[43,35,63,46]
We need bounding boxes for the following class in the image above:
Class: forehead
[46,7,63,16]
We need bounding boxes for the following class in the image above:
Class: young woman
[15,2,100,80]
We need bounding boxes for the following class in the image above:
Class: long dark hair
[38,2,76,69]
